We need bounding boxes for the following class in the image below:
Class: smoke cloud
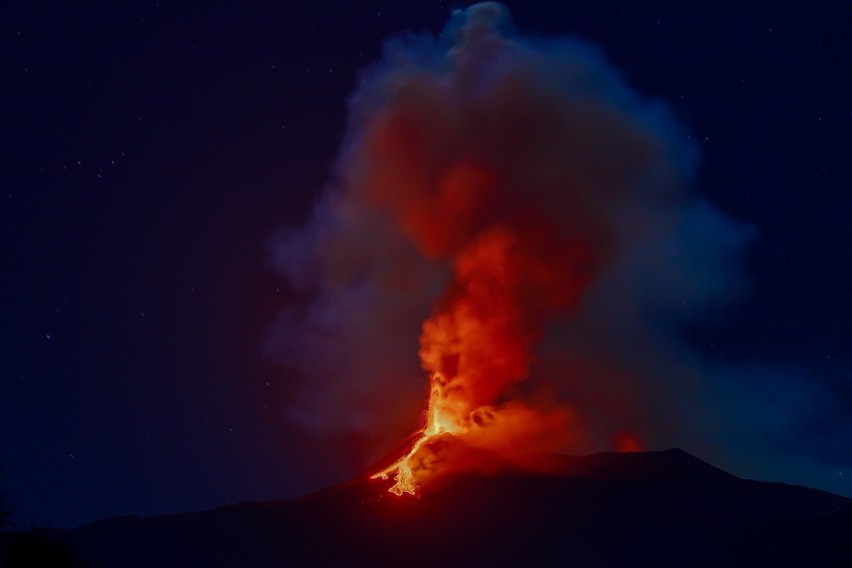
[267,3,851,495]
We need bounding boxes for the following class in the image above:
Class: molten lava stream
[370,373,464,495]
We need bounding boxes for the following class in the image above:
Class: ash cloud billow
[267,2,850,495]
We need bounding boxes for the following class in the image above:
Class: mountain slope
[62,449,851,567]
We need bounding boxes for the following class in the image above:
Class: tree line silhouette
[0,463,89,567]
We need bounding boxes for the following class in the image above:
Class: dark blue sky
[3,1,850,528]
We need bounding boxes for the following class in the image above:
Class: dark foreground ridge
[61,449,851,567]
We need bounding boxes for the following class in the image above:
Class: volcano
[60,449,850,567]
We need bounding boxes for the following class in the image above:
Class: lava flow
[370,373,463,495]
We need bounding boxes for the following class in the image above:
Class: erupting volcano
[270,1,755,497]
[29,5,850,567]
[370,206,597,495]
[354,3,632,495]
[368,158,601,494]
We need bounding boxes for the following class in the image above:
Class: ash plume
[266,3,851,495]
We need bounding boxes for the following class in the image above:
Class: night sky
[3,1,851,529]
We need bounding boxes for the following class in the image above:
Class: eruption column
[271,2,751,496]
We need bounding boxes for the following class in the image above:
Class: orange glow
[614,431,644,453]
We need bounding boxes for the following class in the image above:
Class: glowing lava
[370,373,465,495]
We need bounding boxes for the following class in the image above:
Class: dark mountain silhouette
[61,449,851,567]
